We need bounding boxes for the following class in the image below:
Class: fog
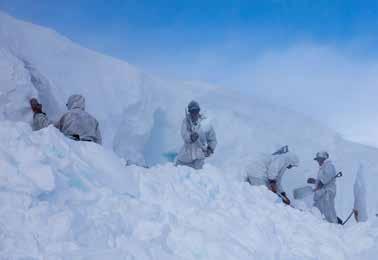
[132,42,378,147]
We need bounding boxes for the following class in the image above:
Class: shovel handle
[335,172,343,178]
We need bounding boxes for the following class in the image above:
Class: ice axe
[293,172,343,200]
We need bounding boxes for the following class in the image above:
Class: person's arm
[266,157,283,181]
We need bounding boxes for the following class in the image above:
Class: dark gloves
[205,146,214,157]
[30,98,43,114]
[307,177,316,184]
[268,179,278,193]
[190,132,199,143]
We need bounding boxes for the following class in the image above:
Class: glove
[205,146,213,157]
[307,177,316,184]
[268,179,278,193]
[190,132,199,143]
[30,98,43,114]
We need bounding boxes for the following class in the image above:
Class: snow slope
[1,121,378,260]
[1,10,378,259]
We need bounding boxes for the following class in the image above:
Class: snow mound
[1,121,378,260]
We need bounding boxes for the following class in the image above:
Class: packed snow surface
[1,122,378,260]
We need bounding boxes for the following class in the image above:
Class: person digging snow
[246,146,299,205]
[176,100,217,170]
[30,95,102,144]
[307,151,338,224]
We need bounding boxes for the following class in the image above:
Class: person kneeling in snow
[246,147,299,205]
[30,95,102,144]
[307,151,338,224]
[176,101,217,170]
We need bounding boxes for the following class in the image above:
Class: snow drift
[1,121,378,260]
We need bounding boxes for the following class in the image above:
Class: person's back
[246,148,299,205]
[56,95,102,144]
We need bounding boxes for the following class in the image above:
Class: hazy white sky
[238,44,378,146]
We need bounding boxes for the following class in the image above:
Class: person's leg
[315,192,338,223]
[323,192,338,223]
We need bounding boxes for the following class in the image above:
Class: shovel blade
[293,186,314,199]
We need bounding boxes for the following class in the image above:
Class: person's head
[188,100,200,123]
[314,151,329,166]
[66,94,85,111]
[30,98,39,106]
[30,98,42,113]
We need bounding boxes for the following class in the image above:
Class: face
[30,98,38,107]
[30,98,41,112]
[190,109,200,122]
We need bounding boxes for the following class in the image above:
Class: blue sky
[1,0,378,145]
[1,0,378,69]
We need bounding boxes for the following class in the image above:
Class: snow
[354,165,368,222]
[1,10,378,259]
[0,121,377,259]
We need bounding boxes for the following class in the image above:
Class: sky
[1,0,378,146]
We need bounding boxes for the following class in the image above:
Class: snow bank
[1,121,378,259]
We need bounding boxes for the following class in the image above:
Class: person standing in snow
[307,151,338,223]
[176,101,217,170]
[246,146,299,205]
[30,95,102,144]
